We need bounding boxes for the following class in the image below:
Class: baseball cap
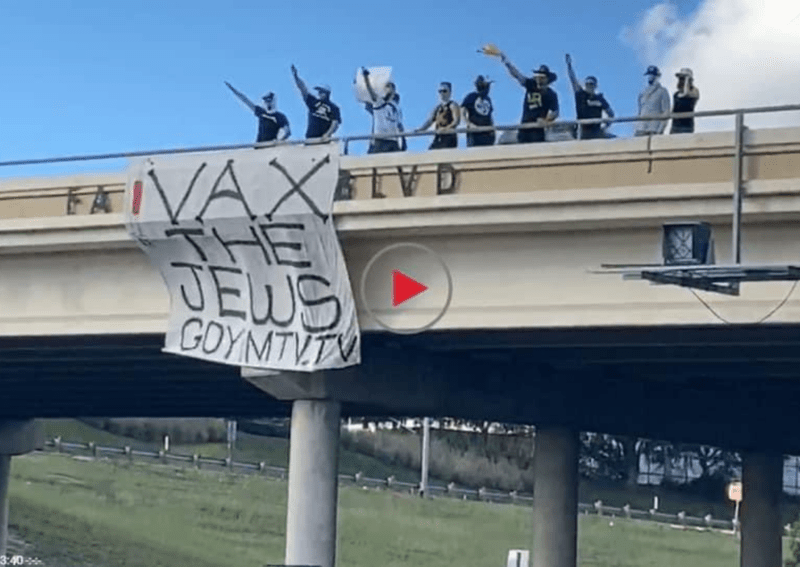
[315,84,332,93]
[644,65,661,76]
[262,92,275,101]
[585,75,598,85]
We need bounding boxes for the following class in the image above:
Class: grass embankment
[43,420,757,521]
[43,419,440,485]
[10,452,772,567]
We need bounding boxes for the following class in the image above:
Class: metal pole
[0,455,10,558]
[732,112,745,264]
[420,417,431,497]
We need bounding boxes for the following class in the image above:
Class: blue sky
[0,0,702,178]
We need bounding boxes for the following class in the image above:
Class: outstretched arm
[565,54,581,93]
[291,65,310,99]
[417,107,436,132]
[361,68,380,103]
[499,52,528,87]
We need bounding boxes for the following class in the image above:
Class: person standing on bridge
[254,92,291,144]
[416,82,461,149]
[461,75,496,147]
[565,54,615,140]
[360,67,405,153]
[634,66,670,136]
[670,68,700,134]
[497,52,559,143]
[291,65,341,141]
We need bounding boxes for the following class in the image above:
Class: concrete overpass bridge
[2,113,800,567]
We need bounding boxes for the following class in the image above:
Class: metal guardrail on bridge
[38,437,739,532]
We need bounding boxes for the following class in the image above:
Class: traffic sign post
[728,480,742,535]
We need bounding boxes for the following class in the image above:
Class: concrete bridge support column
[740,451,782,567]
[532,426,579,567]
[285,399,341,567]
[0,420,43,557]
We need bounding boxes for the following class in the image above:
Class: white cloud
[622,0,800,131]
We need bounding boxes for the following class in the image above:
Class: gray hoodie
[636,80,671,135]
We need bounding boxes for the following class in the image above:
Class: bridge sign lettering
[124,143,360,371]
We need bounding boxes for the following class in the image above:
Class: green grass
[8,452,790,567]
[43,419,438,485]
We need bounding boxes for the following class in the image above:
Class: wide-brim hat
[475,74,494,86]
[533,65,557,83]
[675,68,693,79]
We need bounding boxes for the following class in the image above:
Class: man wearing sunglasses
[416,82,461,149]
[565,54,615,140]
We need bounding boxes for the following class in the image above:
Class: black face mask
[477,86,489,96]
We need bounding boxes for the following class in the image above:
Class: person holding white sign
[291,65,341,141]
[360,67,405,153]
[416,82,460,149]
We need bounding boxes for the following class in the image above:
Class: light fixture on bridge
[662,222,715,266]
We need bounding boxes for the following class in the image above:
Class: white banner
[353,66,393,104]
[124,143,360,371]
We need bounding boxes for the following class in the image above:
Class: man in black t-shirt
[461,75,495,147]
[254,92,291,143]
[291,65,341,141]
[565,54,615,140]
[497,53,559,143]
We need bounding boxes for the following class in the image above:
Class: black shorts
[517,128,546,144]
[368,139,401,153]
[580,125,605,140]
[467,132,495,147]
[430,133,458,149]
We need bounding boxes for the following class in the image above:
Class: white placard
[353,66,393,103]
[124,143,360,371]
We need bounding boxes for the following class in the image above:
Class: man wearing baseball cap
[291,65,341,141]
[461,75,496,147]
[254,92,291,143]
[565,54,615,140]
[497,51,559,143]
[635,65,671,136]
[670,68,700,134]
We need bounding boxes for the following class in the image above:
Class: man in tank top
[416,82,461,149]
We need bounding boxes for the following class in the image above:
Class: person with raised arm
[416,82,461,149]
[565,54,615,140]
[291,65,341,141]
[360,67,405,153]
[670,68,700,134]
[496,51,559,143]
[253,92,291,144]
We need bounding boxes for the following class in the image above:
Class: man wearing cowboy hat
[497,52,559,143]
[635,65,671,136]
[291,65,341,141]
[461,75,496,147]
[254,92,291,144]
[670,68,700,134]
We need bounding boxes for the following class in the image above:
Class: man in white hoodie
[635,65,671,136]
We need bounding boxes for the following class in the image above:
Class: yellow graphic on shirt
[526,91,542,108]
[435,104,453,128]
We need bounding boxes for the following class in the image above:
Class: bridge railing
[0,102,798,168]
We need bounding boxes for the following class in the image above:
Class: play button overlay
[392,270,428,306]
[360,243,453,334]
